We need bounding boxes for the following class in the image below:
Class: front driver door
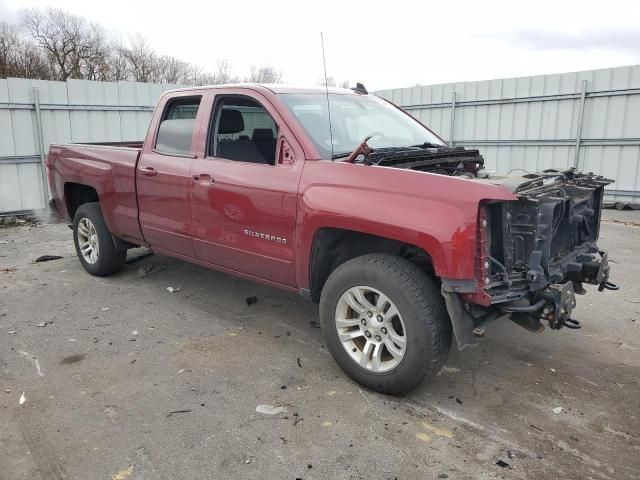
[189,91,304,287]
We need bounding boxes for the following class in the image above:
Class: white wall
[376,64,640,203]
[0,78,183,214]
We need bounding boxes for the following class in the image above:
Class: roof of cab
[163,83,361,96]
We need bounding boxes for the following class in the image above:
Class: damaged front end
[443,168,618,350]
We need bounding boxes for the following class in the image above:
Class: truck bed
[47,142,144,244]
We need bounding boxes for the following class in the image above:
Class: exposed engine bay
[355,145,484,178]
[360,145,618,349]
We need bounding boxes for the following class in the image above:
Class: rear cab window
[155,96,202,156]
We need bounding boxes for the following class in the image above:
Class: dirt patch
[60,354,87,365]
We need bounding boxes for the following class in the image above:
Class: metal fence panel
[0,78,183,214]
[3,68,640,214]
[376,64,640,203]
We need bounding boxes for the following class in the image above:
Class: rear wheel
[72,202,126,276]
[319,253,451,394]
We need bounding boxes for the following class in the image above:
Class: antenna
[320,32,335,159]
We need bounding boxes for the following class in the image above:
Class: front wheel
[72,202,126,276]
[319,253,451,395]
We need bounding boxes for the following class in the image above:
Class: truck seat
[252,128,276,164]
[217,109,267,164]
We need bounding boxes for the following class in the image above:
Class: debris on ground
[166,409,192,418]
[60,354,86,365]
[35,255,63,263]
[0,215,40,228]
[131,330,139,336]
[550,368,557,373]
[19,392,26,405]
[438,366,461,375]
[137,262,166,277]
[297,357,302,368]
[255,404,286,415]
[552,407,563,414]
[0,267,16,273]
[166,286,181,293]
[310,321,320,329]
[495,460,510,468]
[472,327,485,337]
[8,331,17,334]
[111,465,134,480]
[36,321,53,327]
[19,350,44,377]
[126,250,154,264]
[246,296,258,306]
[456,398,463,405]
[602,201,640,210]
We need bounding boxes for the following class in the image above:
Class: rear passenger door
[137,93,203,257]
[189,90,303,287]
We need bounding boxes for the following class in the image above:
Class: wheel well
[309,228,435,302]
[64,183,99,219]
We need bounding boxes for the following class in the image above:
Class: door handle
[193,174,214,185]
[141,167,158,177]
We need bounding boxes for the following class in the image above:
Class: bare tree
[316,76,350,89]
[193,58,240,85]
[0,21,51,79]
[119,35,157,82]
[246,64,282,83]
[8,8,285,84]
[157,54,194,84]
[106,40,129,81]
[21,8,111,81]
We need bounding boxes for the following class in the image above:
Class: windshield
[279,93,446,158]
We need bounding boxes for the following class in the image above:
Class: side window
[208,97,278,165]
[155,96,201,155]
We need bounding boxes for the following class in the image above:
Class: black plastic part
[598,281,619,292]
[509,312,544,333]
[442,290,501,350]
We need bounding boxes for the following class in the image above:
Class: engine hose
[498,298,546,313]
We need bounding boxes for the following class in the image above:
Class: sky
[2,0,640,91]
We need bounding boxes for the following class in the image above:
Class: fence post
[449,91,456,146]
[33,86,49,210]
[573,80,588,168]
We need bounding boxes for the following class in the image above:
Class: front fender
[295,185,477,289]
[294,161,516,290]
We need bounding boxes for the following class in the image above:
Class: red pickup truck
[46,84,616,394]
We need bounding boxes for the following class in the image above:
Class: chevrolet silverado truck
[46,84,617,394]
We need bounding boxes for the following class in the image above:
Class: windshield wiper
[331,151,352,160]
[410,142,446,149]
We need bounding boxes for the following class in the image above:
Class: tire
[72,202,126,276]
[319,253,451,395]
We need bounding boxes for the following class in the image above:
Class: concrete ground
[0,210,638,480]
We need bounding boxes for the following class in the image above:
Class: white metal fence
[0,78,183,214]
[376,64,640,203]
[2,66,639,214]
